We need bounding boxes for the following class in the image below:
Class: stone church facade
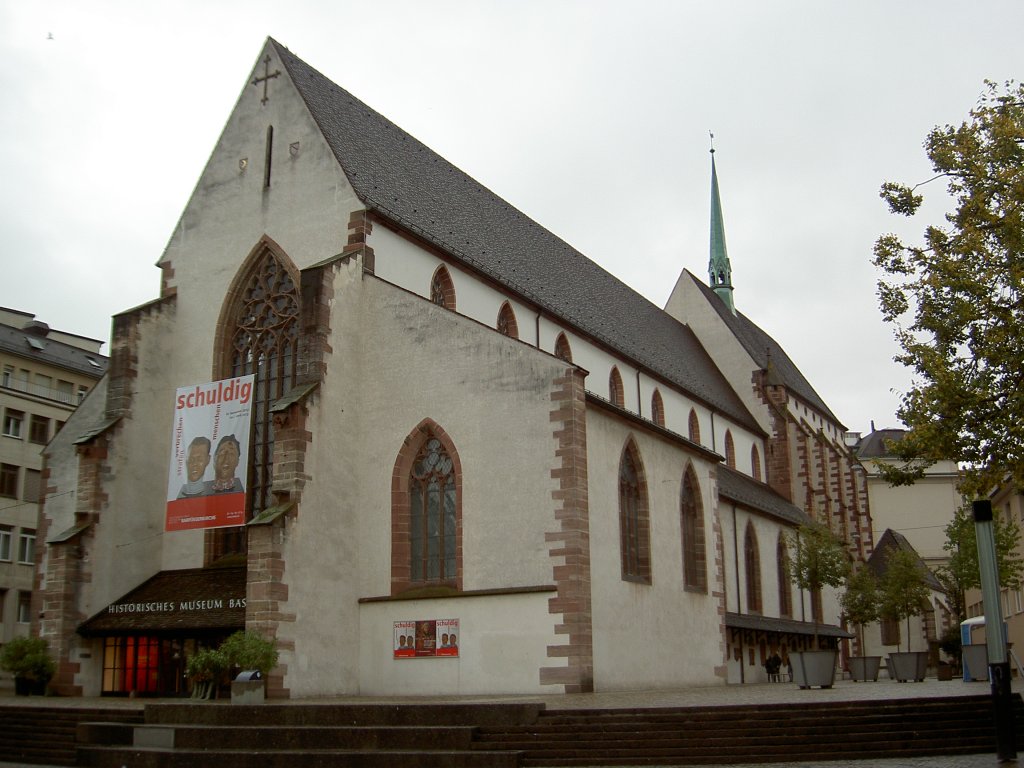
[34,39,872,698]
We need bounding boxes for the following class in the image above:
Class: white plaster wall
[358,592,561,694]
[372,227,537,347]
[866,468,960,564]
[279,271,568,697]
[158,42,360,360]
[586,410,724,690]
[82,309,184,615]
[663,274,771,435]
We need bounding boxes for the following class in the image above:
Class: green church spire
[708,141,735,314]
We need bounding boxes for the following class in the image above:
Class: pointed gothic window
[618,440,651,583]
[744,522,762,613]
[210,242,299,562]
[409,438,457,582]
[725,430,736,469]
[777,534,793,617]
[554,333,573,363]
[688,409,701,444]
[430,266,456,311]
[391,420,462,594]
[609,367,625,408]
[681,464,706,592]
[751,445,762,481]
[496,302,519,339]
[651,389,666,428]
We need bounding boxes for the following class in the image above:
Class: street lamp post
[972,499,1016,762]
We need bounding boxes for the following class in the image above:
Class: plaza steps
[8,693,1022,767]
[0,705,144,766]
[473,694,1024,766]
[76,701,536,767]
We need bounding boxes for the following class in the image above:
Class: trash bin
[234,670,262,682]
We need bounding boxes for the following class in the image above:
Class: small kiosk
[960,616,1009,682]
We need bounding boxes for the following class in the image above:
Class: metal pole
[972,499,1016,762]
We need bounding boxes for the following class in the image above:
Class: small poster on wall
[393,618,459,658]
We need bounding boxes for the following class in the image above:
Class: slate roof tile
[271,40,759,432]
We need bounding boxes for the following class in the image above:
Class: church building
[34,39,872,698]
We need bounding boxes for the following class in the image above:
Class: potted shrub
[221,630,278,704]
[788,522,850,688]
[840,565,882,681]
[186,647,228,700]
[879,548,932,682]
[0,636,56,696]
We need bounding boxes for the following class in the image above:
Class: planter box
[848,655,881,682]
[962,644,989,681]
[231,679,264,708]
[14,677,48,696]
[888,651,928,682]
[791,650,838,689]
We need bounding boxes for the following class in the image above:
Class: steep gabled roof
[867,528,943,591]
[855,428,907,460]
[683,271,839,426]
[272,40,758,432]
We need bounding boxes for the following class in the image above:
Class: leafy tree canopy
[788,522,850,594]
[840,566,881,629]
[878,548,933,652]
[936,503,1024,623]
[872,80,1024,498]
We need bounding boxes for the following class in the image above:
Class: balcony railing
[0,379,84,406]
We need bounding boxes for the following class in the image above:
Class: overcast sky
[1,1,1020,436]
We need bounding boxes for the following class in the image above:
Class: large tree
[936,503,1024,623]
[873,80,1024,498]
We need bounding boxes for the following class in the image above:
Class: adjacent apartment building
[0,308,106,686]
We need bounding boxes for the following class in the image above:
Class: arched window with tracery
[430,265,456,310]
[391,420,462,593]
[609,367,625,408]
[554,333,573,363]
[619,440,651,583]
[688,409,701,444]
[725,430,736,469]
[651,389,666,428]
[777,533,793,617]
[744,522,762,613]
[751,445,762,481]
[496,302,519,339]
[681,464,706,591]
[210,240,300,562]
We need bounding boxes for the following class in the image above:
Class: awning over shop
[78,567,246,636]
[725,612,854,639]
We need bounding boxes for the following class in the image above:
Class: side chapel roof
[866,528,943,591]
[683,270,840,426]
[717,465,811,527]
[271,40,759,433]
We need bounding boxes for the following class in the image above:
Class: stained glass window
[409,437,457,582]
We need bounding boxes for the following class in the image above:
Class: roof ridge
[271,41,759,430]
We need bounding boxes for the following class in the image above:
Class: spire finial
[709,131,715,154]
[708,144,735,314]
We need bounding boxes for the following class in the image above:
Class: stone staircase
[0,705,144,766]
[473,695,1024,766]
[76,702,538,767]
[6,693,1023,766]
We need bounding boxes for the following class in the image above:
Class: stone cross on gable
[252,55,281,105]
